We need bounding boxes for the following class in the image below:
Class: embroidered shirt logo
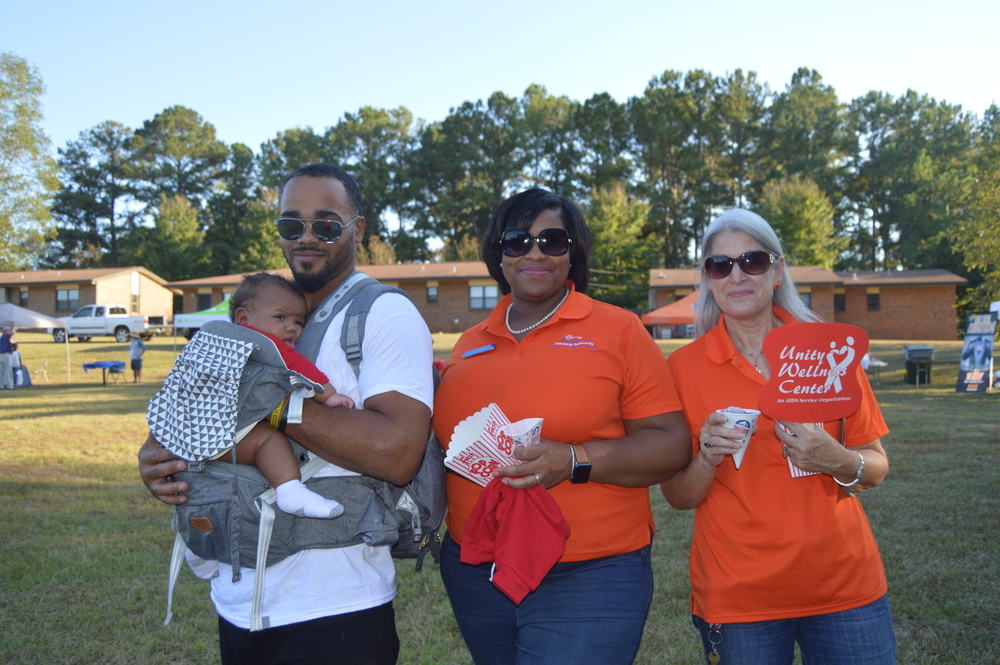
[553,334,596,348]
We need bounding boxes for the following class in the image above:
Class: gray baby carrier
[156,272,445,631]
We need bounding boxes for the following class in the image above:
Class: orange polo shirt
[433,283,682,562]
[667,308,890,623]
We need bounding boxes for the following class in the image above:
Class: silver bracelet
[568,444,577,474]
[834,450,865,488]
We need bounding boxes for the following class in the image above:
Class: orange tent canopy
[641,291,700,325]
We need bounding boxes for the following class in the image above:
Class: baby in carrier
[154,273,351,519]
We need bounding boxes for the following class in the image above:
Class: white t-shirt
[209,292,434,629]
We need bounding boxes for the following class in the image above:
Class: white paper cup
[500,418,544,447]
[716,407,761,469]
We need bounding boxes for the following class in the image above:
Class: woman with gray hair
[661,209,896,664]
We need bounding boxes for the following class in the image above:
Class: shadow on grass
[2,382,162,419]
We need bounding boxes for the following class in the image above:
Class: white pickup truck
[53,305,169,343]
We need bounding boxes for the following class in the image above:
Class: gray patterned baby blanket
[147,320,322,461]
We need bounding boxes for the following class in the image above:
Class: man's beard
[286,244,352,294]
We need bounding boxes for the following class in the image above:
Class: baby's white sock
[274,480,344,519]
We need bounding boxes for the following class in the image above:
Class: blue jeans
[439,535,653,665]
[692,594,896,665]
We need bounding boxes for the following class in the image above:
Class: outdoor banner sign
[955,312,997,393]
[759,323,869,422]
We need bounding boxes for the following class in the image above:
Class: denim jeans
[692,594,896,665]
[439,535,653,665]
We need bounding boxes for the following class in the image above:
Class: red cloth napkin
[459,479,571,604]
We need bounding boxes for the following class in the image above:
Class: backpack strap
[340,283,445,566]
[163,531,187,625]
[246,454,331,631]
[341,283,409,379]
[295,271,379,363]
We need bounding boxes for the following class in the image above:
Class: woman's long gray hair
[694,208,822,336]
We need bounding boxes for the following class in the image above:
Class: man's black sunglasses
[275,215,361,243]
[704,250,776,279]
[500,228,572,257]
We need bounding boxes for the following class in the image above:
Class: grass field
[1,332,998,664]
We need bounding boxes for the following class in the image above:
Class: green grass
[1,333,997,664]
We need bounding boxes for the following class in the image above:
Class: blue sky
[4,0,998,154]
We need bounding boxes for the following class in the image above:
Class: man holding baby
[139,164,434,665]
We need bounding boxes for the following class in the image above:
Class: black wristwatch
[570,443,591,484]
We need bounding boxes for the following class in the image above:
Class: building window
[56,288,80,312]
[867,293,880,311]
[469,285,498,310]
[427,286,439,304]
[19,289,28,307]
[834,294,846,312]
[0,288,7,304]
[799,292,812,310]
[130,271,140,314]
[198,293,212,311]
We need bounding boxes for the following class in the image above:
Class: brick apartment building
[833,270,967,340]
[0,267,177,321]
[648,267,967,340]
[167,262,499,334]
[5,262,966,341]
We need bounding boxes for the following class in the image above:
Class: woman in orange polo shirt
[660,209,896,665]
[433,188,690,665]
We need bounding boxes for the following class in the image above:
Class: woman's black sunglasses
[274,215,361,243]
[500,228,572,257]
[704,250,776,279]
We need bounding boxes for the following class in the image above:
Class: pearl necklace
[506,289,570,336]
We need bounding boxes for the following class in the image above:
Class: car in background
[52,305,170,343]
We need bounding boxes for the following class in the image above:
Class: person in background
[0,326,15,390]
[433,188,691,665]
[10,342,26,388]
[129,333,146,383]
[660,208,895,665]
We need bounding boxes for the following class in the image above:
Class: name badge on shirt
[462,344,497,359]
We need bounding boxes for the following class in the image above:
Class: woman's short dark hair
[229,272,304,321]
[480,188,592,295]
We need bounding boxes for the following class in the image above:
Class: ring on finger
[703,436,714,448]
[533,473,541,486]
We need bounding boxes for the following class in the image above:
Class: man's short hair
[280,163,363,216]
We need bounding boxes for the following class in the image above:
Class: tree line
[2,52,998,310]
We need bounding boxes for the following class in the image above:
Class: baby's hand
[324,393,355,410]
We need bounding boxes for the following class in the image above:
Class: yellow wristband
[269,397,288,431]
